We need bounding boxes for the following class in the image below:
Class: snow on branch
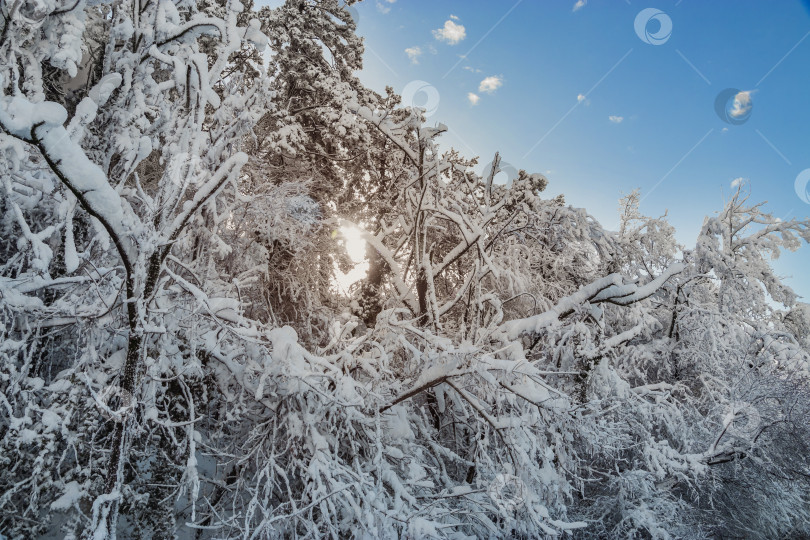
[0,92,137,273]
[499,263,685,340]
[164,152,248,244]
[591,262,686,306]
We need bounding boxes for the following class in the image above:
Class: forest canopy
[0,0,809,538]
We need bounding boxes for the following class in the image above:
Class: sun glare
[334,226,369,292]
[342,226,367,264]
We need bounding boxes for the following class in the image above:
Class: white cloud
[730,90,754,118]
[376,0,395,14]
[463,66,482,74]
[721,127,729,133]
[449,14,459,20]
[405,46,422,64]
[577,93,586,102]
[573,0,587,12]
[478,75,503,94]
[731,177,745,188]
[467,92,480,106]
[433,18,466,45]
[609,115,624,123]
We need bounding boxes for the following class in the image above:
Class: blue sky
[348,0,810,302]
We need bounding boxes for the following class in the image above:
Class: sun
[333,225,369,293]
[341,225,367,264]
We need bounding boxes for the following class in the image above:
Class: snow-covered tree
[1,1,809,538]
